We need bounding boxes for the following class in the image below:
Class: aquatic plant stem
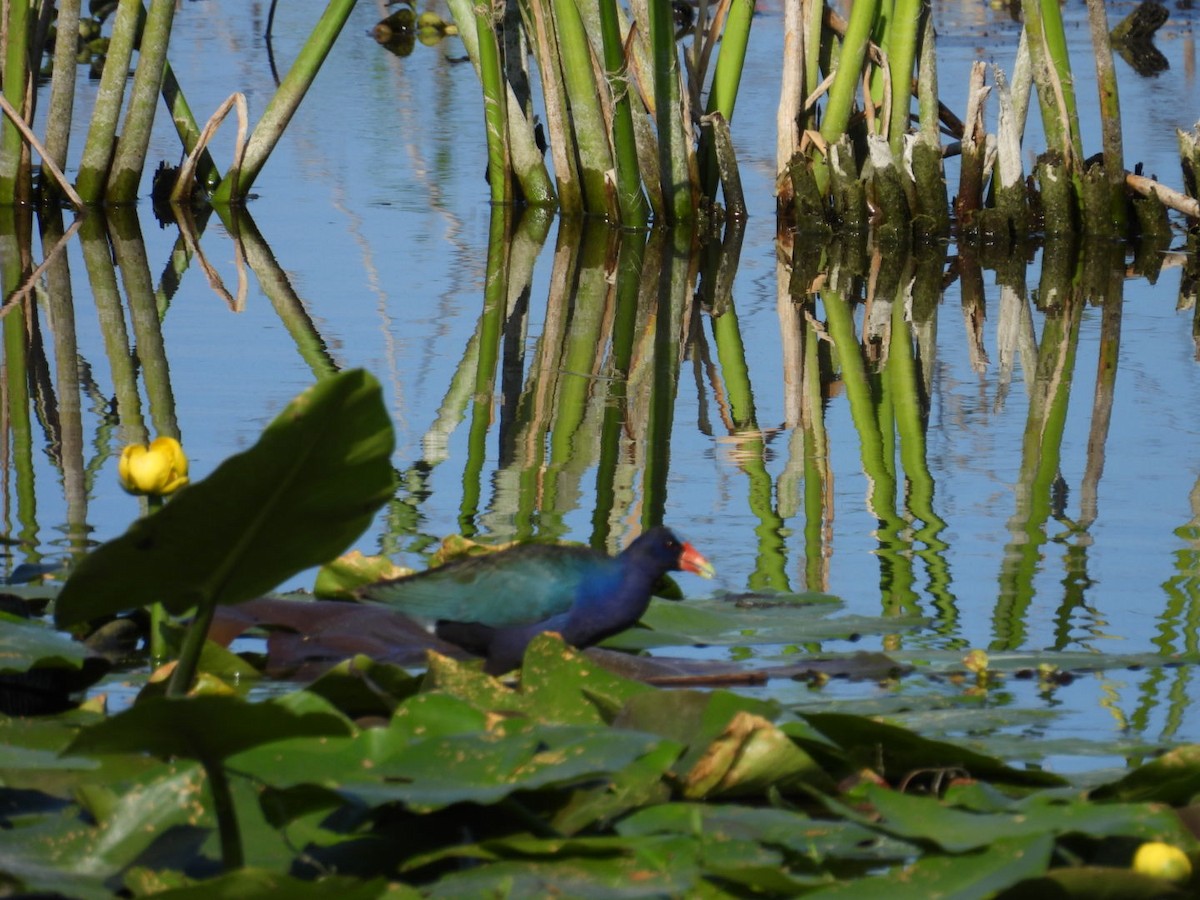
[777,0,804,180]
[148,496,168,663]
[649,0,695,223]
[598,0,650,226]
[475,4,513,205]
[552,0,616,217]
[40,0,82,199]
[886,0,923,154]
[0,0,33,204]
[447,0,554,206]
[201,754,245,870]
[77,0,141,204]
[108,0,178,202]
[1022,0,1081,169]
[167,591,215,696]
[698,0,754,200]
[819,0,878,189]
[212,0,356,204]
[1085,0,1126,230]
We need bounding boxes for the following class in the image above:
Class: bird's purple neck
[560,559,661,647]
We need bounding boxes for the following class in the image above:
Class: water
[8,0,1200,764]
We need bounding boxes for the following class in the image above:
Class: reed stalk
[802,0,823,137]
[447,0,554,206]
[475,4,513,206]
[819,0,877,189]
[524,0,583,212]
[598,0,650,226]
[77,0,141,204]
[161,61,222,195]
[698,0,753,200]
[885,0,923,153]
[648,0,695,224]
[777,0,804,181]
[552,0,616,217]
[1085,0,1126,231]
[1021,0,1082,170]
[40,0,82,199]
[0,0,34,204]
[212,0,357,204]
[107,0,179,202]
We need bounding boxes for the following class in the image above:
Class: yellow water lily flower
[1132,841,1193,884]
[118,437,189,497]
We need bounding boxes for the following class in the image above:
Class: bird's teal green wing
[359,544,612,626]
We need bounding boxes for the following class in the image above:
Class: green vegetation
[0,353,1194,894]
[0,0,356,207]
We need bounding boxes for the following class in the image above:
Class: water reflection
[1,205,1198,679]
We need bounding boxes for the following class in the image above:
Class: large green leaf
[130,869,405,899]
[802,834,1055,899]
[803,711,1068,787]
[617,802,917,865]
[0,615,99,674]
[54,370,395,627]
[64,695,353,763]
[342,723,678,813]
[830,783,1191,853]
[0,762,205,898]
[1090,744,1200,805]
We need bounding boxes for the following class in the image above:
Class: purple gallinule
[361,527,714,673]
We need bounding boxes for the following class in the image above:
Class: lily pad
[65,694,353,763]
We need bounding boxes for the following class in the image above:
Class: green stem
[107,0,178,201]
[552,0,616,217]
[649,0,694,223]
[201,756,244,870]
[212,0,357,203]
[475,4,512,205]
[1085,0,1126,230]
[77,0,142,204]
[147,495,168,663]
[598,0,649,226]
[167,592,215,696]
[41,0,82,199]
[0,0,33,204]
[821,0,878,144]
[886,0,923,153]
[698,0,754,200]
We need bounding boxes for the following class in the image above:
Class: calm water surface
[11,0,1200,766]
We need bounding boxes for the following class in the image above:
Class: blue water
[13,0,1200,764]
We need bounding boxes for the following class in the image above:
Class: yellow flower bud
[1132,841,1193,884]
[118,437,189,497]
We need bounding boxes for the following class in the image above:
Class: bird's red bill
[679,543,715,579]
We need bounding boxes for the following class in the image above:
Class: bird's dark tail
[434,620,495,655]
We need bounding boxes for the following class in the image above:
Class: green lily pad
[1090,744,1200,805]
[65,694,353,763]
[802,833,1055,899]
[0,616,110,714]
[803,711,1068,787]
[314,551,413,600]
[343,723,679,813]
[127,868,404,899]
